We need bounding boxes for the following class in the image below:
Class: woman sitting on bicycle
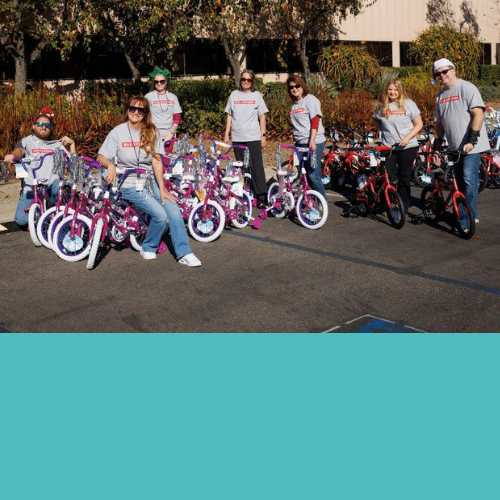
[373,79,423,214]
[286,75,327,198]
[97,96,201,267]
[3,111,76,228]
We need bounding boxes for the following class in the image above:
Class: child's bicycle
[420,150,476,239]
[266,145,328,229]
[343,145,406,229]
[12,151,59,246]
[85,169,152,270]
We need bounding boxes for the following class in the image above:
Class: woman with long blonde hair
[97,96,201,266]
[373,79,423,214]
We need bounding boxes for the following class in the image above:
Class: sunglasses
[35,122,51,129]
[435,68,452,78]
[289,84,301,90]
[154,80,166,85]
[128,105,146,115]
[241,78,253,83]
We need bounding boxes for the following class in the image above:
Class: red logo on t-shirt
[122,141,142,148]
[153,99,174,105]
[389,110,407,116]
[234,100,256,105]
[439,95,460,104]
[291,108,305,114]
[31,148,54,154]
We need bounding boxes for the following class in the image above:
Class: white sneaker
[140,248,157,260]
[475,218,479,224]
[178,253,201,267]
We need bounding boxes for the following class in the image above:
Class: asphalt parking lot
[1,183,499,333]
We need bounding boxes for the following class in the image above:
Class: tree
[263,0,374,78]
[70,0,195,81]
[0,0,68,92]
[193,0,264,84]
[408,25,482,81]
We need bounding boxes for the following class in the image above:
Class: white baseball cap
[433,58,455,74]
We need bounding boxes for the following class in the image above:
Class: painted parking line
[228,230,500,297]
[323,314,426,333]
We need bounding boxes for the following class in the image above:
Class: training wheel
[252,218,261,229]
[259,209,268,219]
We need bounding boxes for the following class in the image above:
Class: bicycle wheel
[454,196,475,239]
[413,159,433,187]
[478,158,488,193]
[421,187,445,224]
[52,214,92,262]
[231,191,252,229]
[491,162,500,188]
[267,182,293,219]
[28,202,43,247]
[86,219,104,270]
[129,215,150,251]
[384,189,406,229]
[36,206,58,249]
[296,190,328,229]
[188,200,225,243]
[48,208,74,250]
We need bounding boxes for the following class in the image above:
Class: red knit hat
[40,106,54,117]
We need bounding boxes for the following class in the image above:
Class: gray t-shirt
[434,79,489,153]
[225,90,268,142]
[373,99,420,150]
[145,90,182,137]
[16,135,66,186]
[290,94,326,144]
[98,122,163,189]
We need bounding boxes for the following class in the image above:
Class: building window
[481,43,491,65]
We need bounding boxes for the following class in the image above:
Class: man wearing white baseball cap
[432,58,489,223]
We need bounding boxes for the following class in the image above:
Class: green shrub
[408,25,482,82]
[478,65,500,86]
[318,43,382,90]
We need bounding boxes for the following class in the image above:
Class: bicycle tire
[296,190,328,229]
[52,214,92,262]
[267,182,293,218]
[86,219,104,270]
[129,216,150,252]
[384,189,406,229]
[421,187,445,224]
[230,191,252,229]
[491,162,500,188]
[36,205,57,249]
[413,159,433,187]
[28,202,43,247]
[454,196,475,239]
[48,208,74,250]
[188,200,225,243]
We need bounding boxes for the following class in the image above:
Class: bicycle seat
[277,167,295,177]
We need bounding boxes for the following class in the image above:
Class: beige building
[336,0,500,66]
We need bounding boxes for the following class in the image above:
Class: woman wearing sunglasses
[224,69,269,208]
[286,75,327,198]
[97,96,201,266]
[3,112,76,227]
[145,67,182,152]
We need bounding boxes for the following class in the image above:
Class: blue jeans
[14,179,59,226]
[455,153,480,218]
[295,141,327,198]
[120,182,192,258]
